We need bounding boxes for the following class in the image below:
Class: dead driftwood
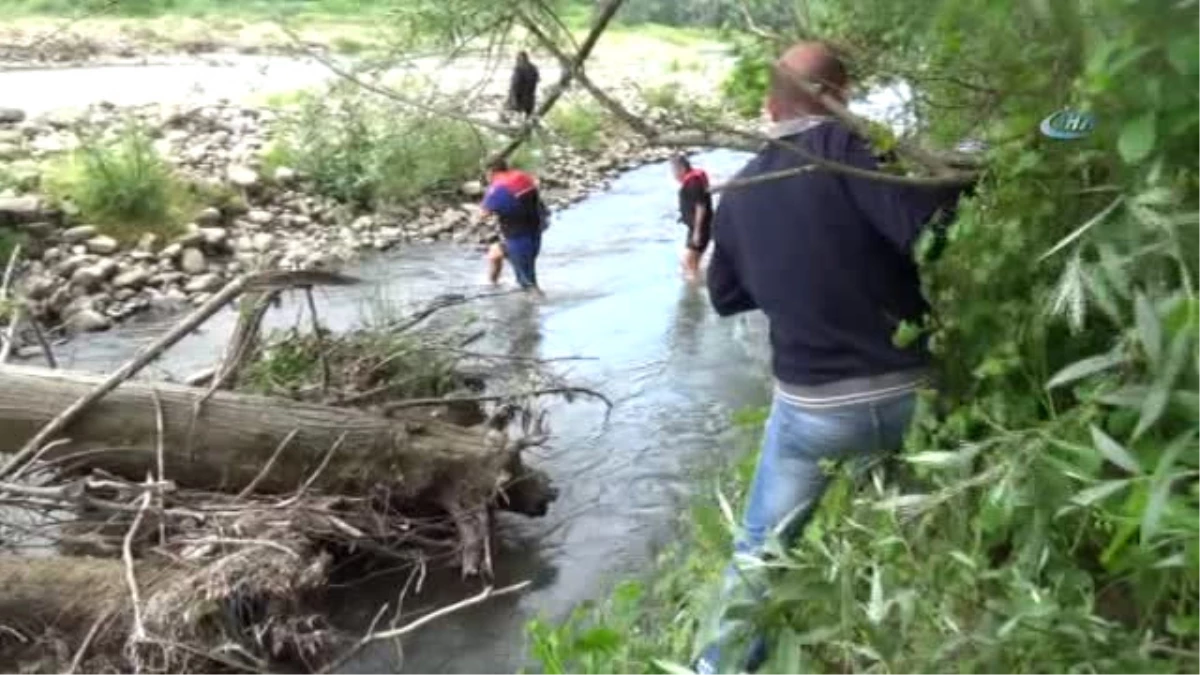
[0,364,551,515]
[0,271,599,673]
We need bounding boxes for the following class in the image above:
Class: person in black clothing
[507,51,540,120]
[693,42,971,674]
[671,154,713,281]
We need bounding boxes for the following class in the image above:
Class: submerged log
[0,365,554,515]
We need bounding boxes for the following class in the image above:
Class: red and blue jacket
[482,169,544,239]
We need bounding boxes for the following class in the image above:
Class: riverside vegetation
[525,0,1199,673]
[0,75,686,344]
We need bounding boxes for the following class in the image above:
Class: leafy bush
[719,39,772,118]
[546,100,609,153]
[45,123,190,243]
[530,0,1198,673]
[269,89,489,208]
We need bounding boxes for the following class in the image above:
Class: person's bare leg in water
[487,242,506,285]
[681,247,702,282]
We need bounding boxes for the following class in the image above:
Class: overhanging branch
[492,0,629,161]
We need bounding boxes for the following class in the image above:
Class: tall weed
[269,90,489,208]
[44,123,190,243]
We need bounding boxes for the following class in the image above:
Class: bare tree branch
[493,0,629,161]
[517,6,976,189]
[278,23,520,137]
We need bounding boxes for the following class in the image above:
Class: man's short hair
[769,43,849,107]
[486,158,509,174]
[671,154,692,171]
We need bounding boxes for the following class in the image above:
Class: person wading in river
[478,158,548,296]
[507,51,540,121]
[671,154,713,281]
[695,42,969,673]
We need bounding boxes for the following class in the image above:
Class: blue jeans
[505,232,541,289]
[694,389,917,674]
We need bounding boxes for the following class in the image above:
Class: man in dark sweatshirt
[694,42,967,674]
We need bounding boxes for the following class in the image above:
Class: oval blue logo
[1040,109,1096,140]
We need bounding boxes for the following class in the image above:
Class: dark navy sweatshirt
[706,118,963,387]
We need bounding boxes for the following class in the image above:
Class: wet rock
[461,180,485,198]
[150,271,185,287]
[61,225,97,243]
[0,195,42,224]
[184,273,223,293]
[246,209,273,226]
[0,108,25,125]
[69,265,103,290]
[251,232,274,252]
[24,275,56,300]
[19,221,55,239]
[172,231,204,248]
[195,206,222,226]
[113,267,151,289]
[85,235,119,255]
[273,166,297,184]
[199,227,228,247]
[66,308,111,333]
[179,248,207,275]
[158,242,182,260]
[227,165,259,188]
[136,233,159,253]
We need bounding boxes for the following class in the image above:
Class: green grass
[546,99,610,153]
[44,123,191,244]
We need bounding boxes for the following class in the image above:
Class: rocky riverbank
[0,95,680,348]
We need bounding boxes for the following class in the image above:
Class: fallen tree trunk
[0,364,553,515]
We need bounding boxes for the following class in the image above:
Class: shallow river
[54,149,770,673]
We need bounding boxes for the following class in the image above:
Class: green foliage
[268,88,490,208]
[44,123,190,243]
[0,230,28,274]
[719,39,772,118]
[533,0,1198,672]
[547,99,609,153]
